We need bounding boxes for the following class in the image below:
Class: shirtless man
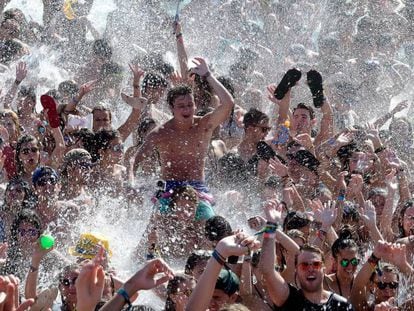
[134,57,234,192]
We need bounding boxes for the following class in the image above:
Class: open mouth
[306,276,316,281]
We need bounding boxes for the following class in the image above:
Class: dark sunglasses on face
[376,281,399,290]
[21,147,39,155]
[298,261,323,271]
[60,277,78,287]
[18,228,39,237]
[340,258,359,268]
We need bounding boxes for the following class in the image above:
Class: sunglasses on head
[340,258,359,268]
[60,277,78,287]
[21,147,39,155]
[298,261,323,271]
[376,281,399,290]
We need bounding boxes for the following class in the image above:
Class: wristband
[368,253,380,266]
[263,232,276,239]
[29,265,38,273]
[212,249,226,265]
[175,32,183,39]
[203,71,211,79]
[117,288,132,307]
[337,194,345,201]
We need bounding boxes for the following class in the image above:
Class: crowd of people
[0,0,414,310]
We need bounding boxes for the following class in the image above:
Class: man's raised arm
[190,57,234,129]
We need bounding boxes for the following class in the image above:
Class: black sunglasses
[376,281,399,290]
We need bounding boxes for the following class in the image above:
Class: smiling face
[171,94,196,122]
[296,251,324,293]
[292,108,313,135]
[336,248,359,279]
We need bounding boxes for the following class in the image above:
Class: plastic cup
[39,234,55,250]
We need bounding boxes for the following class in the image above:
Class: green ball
[39,234,55,250]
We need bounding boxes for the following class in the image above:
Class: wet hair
[243,108,269,129]
[165,273,195,311]
[10,208,42,242]
[92,105,112,124]
[4,177,31,204]
[58,80,79,98]
[370,264,399,282]
[205,216,233,242]
[293,103,315,120]
[167,85,193,108]
[331,227,358,259]
[217,76,235,99]
[264,175,280,189]
[283,211,311,232]
[92,129,121,162]
[367,188,387,200]
[92,39,112,59]
[101,61,124,77]
[71,128,95,153]
[136,118,156,146]
[398,200,414,238]
[0,39,23,64]
[142,72,168,93]
[295,244,325,266]
[3,8,24,21]
[185,250,211,275]
[287,229,306,245]
[15,135,40,176]
[18,85,36,101]
[0,109,21,137]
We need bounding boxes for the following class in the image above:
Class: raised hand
[30,287,58,311]
[127,258,174,291]
[170,71,185,86]
[294,133,314,151]
[374,298,398,311]
[359,200,377,227]
[79,80,98,98]
[215,232,261,259]
[373,241,409,270]
[0,275,35,311]
[267,84,281,105]
[318,200,337,228]
[263,200,283,224]
[385,168,398,191]
[390,100,409,114]
[348,174,364,195]
[75,257,105,311]
[15,62,27,83]
[366,123,382,149]
[336,131,354,147]
[190,57,210,77]
[129,63,145,81]
[269,157,288,177]
[121,93,148,110]
[247,215,266,231]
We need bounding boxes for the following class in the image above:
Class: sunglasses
[60,277,78,287]
[340,258,359,268]
[376,281,399,290]
[298,261,323,271]
[18,228,39,237]
[21,147,39,155]
[111,144,124,153]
